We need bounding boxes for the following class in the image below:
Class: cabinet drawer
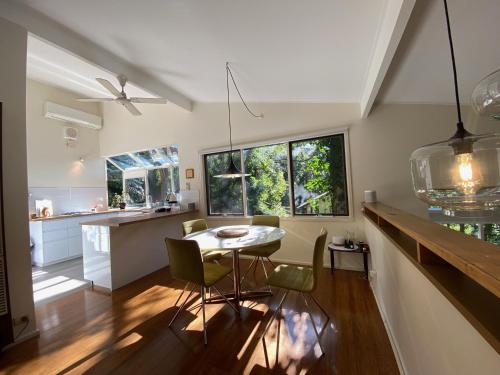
[68,236,83,257]
[42,220,67,232]
[43,239,69,263]
[43,228,67,243]
[67,226,82,237]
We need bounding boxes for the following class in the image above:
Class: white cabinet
[30,213,120,266]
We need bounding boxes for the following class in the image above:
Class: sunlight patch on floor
[34,277,89,303]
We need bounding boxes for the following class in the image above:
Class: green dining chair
[261,228,330,355]
[240,215,280,288]
[182,219,231,263]
[165,237,238,345]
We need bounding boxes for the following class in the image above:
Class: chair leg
[169,285,194,327]
[261,290,288,341]
[212,285,239,314]
[259,257,272,293]
[266,257,276,269]
[308,293,330,325]
[301,292,325,356]
[173,282,189,307]
[240,257,257,286]
[201,286,207,345]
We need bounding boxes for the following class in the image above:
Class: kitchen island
[81,208,197,292]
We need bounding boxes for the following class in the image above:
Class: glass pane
[205,151,244,215]
[133,150,156,167]
[106,161,123,207]
[147,167,180,204]
[243,144,290,216]
[484,224,500,245]
[109,154,142,170]
[291,134,348,215]
[442,223,479,238]
[124,177,146,206]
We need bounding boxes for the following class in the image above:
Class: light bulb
[455,153,481,195]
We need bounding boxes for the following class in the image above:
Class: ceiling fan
[77,74,167,116]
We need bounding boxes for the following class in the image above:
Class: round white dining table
[184,225,286,308]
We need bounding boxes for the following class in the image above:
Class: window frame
[201,128,353,219]
[288,133,349,217]
[203,149,245,216]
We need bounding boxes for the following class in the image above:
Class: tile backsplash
[28,187,108,215]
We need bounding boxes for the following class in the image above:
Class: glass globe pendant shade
[410,133,500,217]
[471,69,500,120]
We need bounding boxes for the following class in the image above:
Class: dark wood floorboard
[0,259,399,375]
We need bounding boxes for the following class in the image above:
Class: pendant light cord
[227,63,264,119]
[226,63,233,153]
[443,0,464,131]
[226,62,264,157]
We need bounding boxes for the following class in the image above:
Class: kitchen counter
[80,208,196,227]
[81,208,197,291]
[30,208,143,222]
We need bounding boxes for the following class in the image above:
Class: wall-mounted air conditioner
[44,102,103,130]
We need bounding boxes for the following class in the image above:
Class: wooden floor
[32,258,90,304]
[0,260,399,375]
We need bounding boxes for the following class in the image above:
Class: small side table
[327,243,370,279]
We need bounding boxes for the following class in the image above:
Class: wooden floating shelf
[363,202,500,354]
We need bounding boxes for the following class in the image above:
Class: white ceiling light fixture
[410,0,500,218]
[214,62,264,179]
[77,75,168,116]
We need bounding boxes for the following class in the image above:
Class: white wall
[26,79,105,188]
[99,101,463,268]
[365,218,500,375]
[0,18,36,340]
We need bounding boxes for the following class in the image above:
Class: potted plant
[111,193,127,209]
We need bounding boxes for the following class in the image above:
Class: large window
[106,145,180,208]
[290,134,348,216]
[106,160,123,207]
[244,144,290,216]
[204,133,349,217]
[147,167,180,203]
[205,151,244,215]
[124,177,146,206]
[442,222,499,246]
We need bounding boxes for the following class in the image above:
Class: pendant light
[410,0,500,217]
[471,69,500,120]
[214,62,263,178]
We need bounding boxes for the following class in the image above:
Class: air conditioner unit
[44,102,103,130]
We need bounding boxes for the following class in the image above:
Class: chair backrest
[311,228,328,291]
[165,237,204,286]
[182,219,208,236]
[251,215,280,228]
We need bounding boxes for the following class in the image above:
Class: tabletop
[328,243,361,252]
[184,225,286,251]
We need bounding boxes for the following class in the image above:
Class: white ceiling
[17,0,387,102]
[379,0,500,105]
[27,36,154,99]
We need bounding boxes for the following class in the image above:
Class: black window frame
[204,150,245,216]
[203,132,350,218]
[289,133,349,217]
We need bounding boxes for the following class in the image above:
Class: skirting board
[369,277,406,375]
[2,328,40,351]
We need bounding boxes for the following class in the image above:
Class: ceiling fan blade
[129,97,168,104]
[122,101,142,116]
[96,78,122,97]
[77,98,115,102]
